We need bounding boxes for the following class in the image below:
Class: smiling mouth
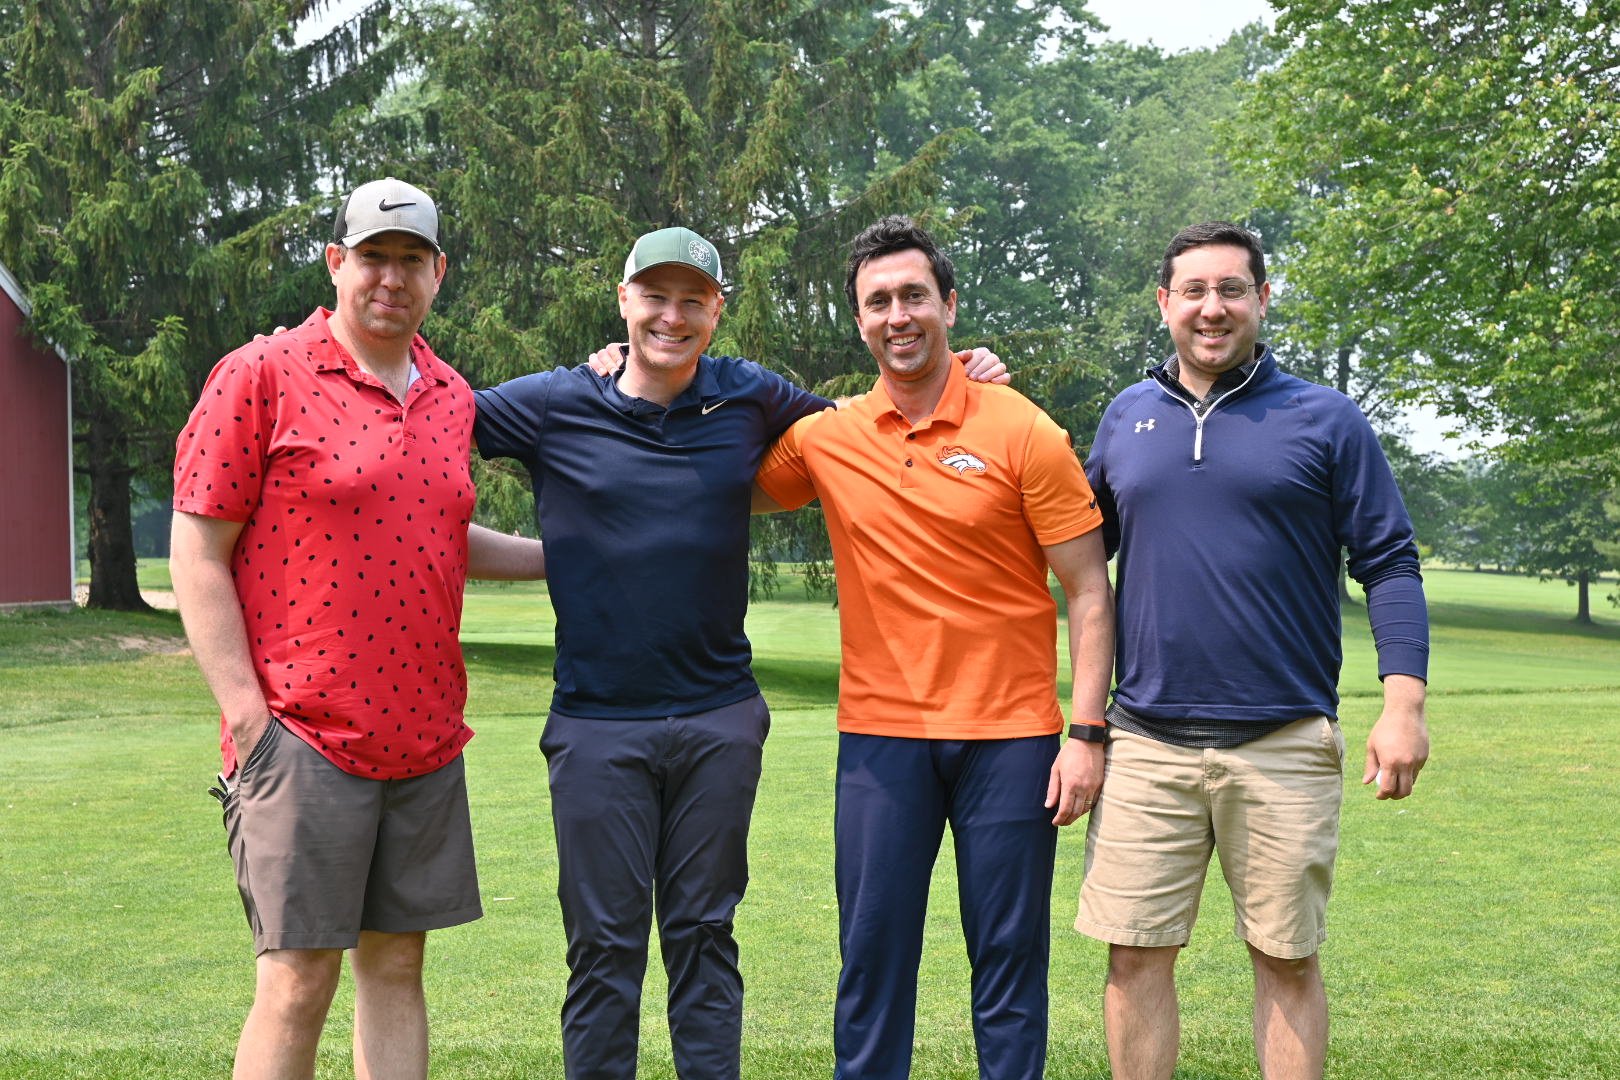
[889,334,921,348]
[651,331,690,345]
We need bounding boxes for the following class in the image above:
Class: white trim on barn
[0,260,29,315]
[0,260,71,363]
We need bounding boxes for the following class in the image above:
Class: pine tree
[407,0,952,389]
[0,0,399,608]
[404,0,954,580]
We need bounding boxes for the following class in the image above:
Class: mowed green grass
[1,568,1617,1078]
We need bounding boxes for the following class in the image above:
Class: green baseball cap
[622,226,724,290]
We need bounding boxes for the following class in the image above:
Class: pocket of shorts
[1322,717,1346,770]
[238,717,281,781]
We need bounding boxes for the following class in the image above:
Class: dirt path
[73,586,179,611]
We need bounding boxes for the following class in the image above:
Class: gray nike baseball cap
[622,226,723,290]
[334,177,441,252]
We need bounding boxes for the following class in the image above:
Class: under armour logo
[1134,419,1156,433]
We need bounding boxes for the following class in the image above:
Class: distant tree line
[2,0,1614,614]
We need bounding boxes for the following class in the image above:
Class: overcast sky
[1085,0,1275,52]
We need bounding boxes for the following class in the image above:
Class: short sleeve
[1021,409,1103,546]
[755,365,833,439]
[754,412,825,511]
[474,369,557,463]
[172,353,270,522]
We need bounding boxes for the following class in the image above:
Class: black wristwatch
[1067,722,1108,744]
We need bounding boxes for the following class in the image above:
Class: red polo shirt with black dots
[174,308,476,780]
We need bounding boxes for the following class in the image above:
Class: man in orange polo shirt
[754,215,1114,1079]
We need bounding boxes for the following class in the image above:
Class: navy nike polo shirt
[474,355,831,719]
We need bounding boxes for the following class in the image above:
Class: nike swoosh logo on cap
[378,199,416,211]
[701,400,728,415]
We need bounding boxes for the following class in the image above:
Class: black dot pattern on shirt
[173,317,476,779]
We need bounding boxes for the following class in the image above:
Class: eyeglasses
[1167,279,1258,303]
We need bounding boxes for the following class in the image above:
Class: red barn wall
[0,292,73,606]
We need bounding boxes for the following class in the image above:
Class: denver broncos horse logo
[938,445,988,475]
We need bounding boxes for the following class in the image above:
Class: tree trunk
[1335,343,1356,606]
[1335,344,1353,397]
[83,417,151,612]
[1575,569,1592,625]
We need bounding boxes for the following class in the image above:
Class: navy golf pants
[834,731,1059,1080]
[542,695,770,1080]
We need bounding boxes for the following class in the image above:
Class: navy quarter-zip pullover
[1085,346,1428,741]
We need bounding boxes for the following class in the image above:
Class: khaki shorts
[1075,716,1345,959]
[222,718,482,955]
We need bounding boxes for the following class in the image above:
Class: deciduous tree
[1243,0,1620,487]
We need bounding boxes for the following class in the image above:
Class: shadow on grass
[0,606,186,667]
[752,655,841,707]
[460,640,841,706]
[1423,600,1620,639]
[462,640,557,675]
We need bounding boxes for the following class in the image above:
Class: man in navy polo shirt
[474,227,1002,1080]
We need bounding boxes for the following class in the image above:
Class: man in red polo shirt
[754,215,1115,1079]
[171,178,540,1080]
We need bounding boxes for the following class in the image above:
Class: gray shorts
[221,717,482,955]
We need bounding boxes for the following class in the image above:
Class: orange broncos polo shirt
[755,360,1102,739]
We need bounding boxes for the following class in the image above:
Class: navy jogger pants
[542,694,770,1080]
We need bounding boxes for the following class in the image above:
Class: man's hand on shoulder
[586,343,629,376]
[956,347,1011,385]
[1364,673,1428,800]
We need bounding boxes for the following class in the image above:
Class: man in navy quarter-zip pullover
[1076,222,1430,1080]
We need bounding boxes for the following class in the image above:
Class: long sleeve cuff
[1366,569,1429,682]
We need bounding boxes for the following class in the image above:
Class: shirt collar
[1157,343,1268,404]
[862,356,968,431]
[302,307,448,385]
[602,354,720,416]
